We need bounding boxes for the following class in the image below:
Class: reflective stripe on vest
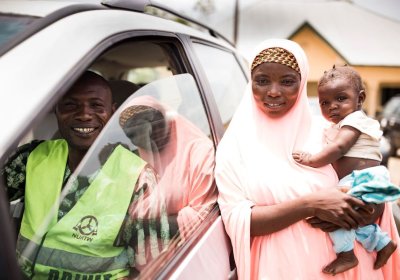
[18,140,146,279]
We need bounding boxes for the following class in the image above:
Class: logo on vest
[48,269,112,280]
[72,215,98,242]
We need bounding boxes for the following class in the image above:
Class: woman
[119,95,217,240]
[215,39,400,279]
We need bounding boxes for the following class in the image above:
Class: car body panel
[169,217,232,280]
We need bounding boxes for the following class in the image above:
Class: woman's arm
[251,188,370,236]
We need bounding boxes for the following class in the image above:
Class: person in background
[4,71,168,279]
[293,65,399,275]
[215,39,400,279]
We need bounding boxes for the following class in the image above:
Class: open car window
[10,73,216,278]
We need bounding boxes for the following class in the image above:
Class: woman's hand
[306,203,384,231]
[307,188,373,230]
[306,217,340,232]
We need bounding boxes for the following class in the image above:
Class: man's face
[56,82,114,152]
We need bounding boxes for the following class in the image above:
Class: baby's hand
[292,151,312,165]
[339,186,350,193]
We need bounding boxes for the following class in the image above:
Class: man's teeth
[74,128,95,133]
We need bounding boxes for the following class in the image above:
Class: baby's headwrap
[250,47,301,78]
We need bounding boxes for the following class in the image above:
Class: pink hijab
[215,39,400,279]
[121,95,217,239]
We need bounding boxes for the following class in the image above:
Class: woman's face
[251,62,301,118]
[123,111,154,149]
[122,108,168,151]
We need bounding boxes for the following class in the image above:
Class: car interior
[24,38,208,145]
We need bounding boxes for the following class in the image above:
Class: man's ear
[112,102,117,113]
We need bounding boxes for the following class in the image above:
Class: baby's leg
[323,228,358,275]
[356,224,398,269]
[375,240,397,269]
[323,251,358,276]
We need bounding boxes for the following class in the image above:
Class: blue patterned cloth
[330,165,399,253]
[330,224,391,253]
[345,166,400,203]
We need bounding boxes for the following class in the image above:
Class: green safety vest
[17,139,146,280]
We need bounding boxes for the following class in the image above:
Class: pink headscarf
[215,39,400,279]
[120,95,217,239]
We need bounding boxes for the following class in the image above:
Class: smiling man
[55,71,115,172]
[4,71,170,279]
[5,71,113,203]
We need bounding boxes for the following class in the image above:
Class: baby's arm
[293,126,360,167]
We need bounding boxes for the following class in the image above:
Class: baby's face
[317,78,362,124]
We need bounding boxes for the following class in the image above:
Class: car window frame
[0,31,188,164]
[190,40,249,132]
[0,186,22,279]
[180,36,248,142]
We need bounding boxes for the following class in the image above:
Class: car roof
[0,0,233,54]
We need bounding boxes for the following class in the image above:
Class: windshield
[0,14,38,48]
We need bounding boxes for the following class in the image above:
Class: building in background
[62,0,400,117]
[214,0,400,117]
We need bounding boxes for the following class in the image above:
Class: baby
[293,65,399,275]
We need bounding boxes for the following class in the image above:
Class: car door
[0,7,248,278]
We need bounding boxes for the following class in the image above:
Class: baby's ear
[358,89,366,106]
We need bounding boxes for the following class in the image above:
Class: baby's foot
[323,250,358,276]
[374,240,397,269]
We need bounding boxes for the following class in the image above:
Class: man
[4,71,169,279]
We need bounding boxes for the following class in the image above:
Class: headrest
[109,80,140,108]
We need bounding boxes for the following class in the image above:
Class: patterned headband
[251,47,300,76]
[119,105,153,128]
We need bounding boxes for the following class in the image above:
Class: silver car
[0,1,247,278]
